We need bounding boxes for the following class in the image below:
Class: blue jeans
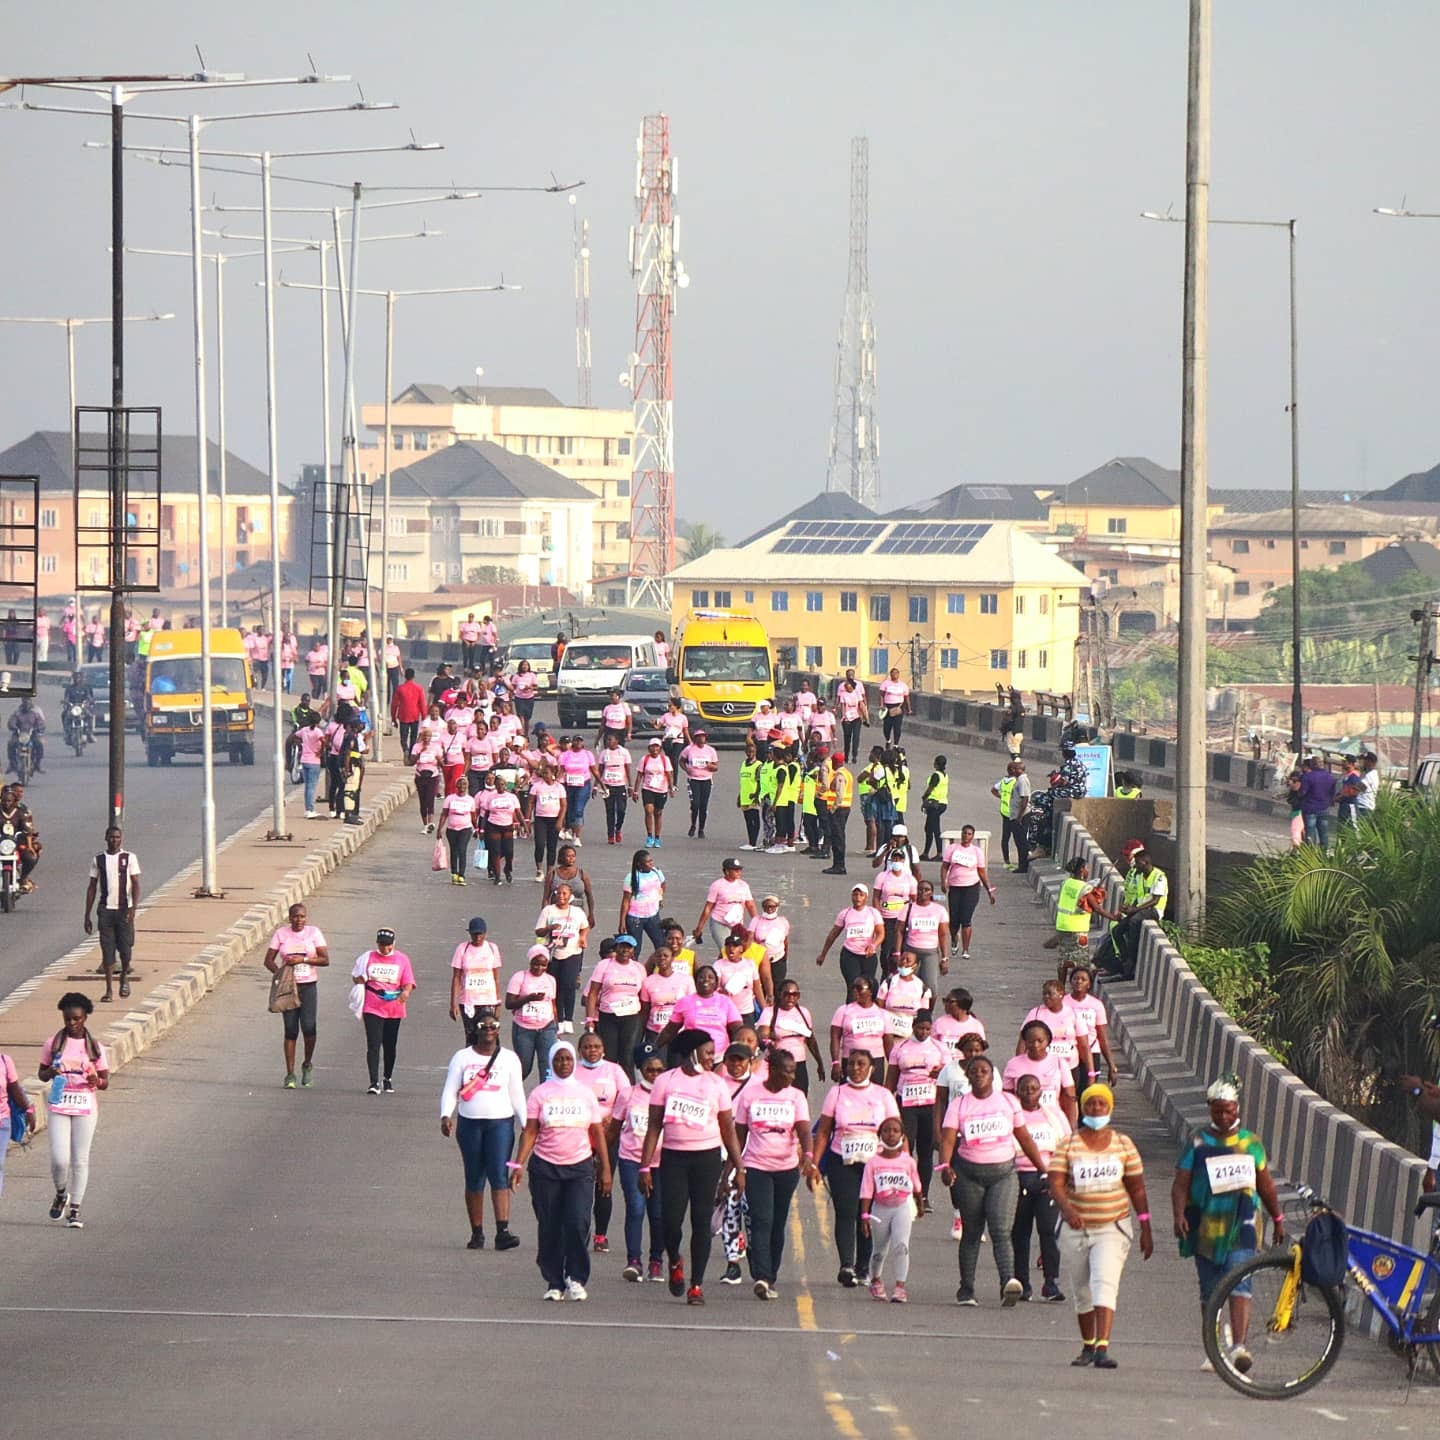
[625,913,666,954]
[455,1114,515,1193]
[301,762,321,811]
[619,1156,664,1265]
[1303,812,1331,848]
[1195,1246,1256,1301]
[512,1022,557,1080]
[567,781,592,824]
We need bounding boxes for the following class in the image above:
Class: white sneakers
[565,1280,588,1302]
[543,1288,564,1302]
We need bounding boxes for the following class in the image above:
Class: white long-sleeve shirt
[440,1045,527,1122]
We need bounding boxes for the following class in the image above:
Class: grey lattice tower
[826,137,880,509]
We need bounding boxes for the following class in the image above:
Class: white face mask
[898,965,916,978]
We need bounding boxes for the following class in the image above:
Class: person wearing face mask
[615,1051,668,1283]
[813,1049,901,1287]
[1171,1075,1284,1376]
[884,1009,945,1212]
[1049,1084,1153,1369]
[757,980,824,1095]
[750,895,790,995]
[573,1029,627,1255]
[637,947,694,1062]
[902,879,951,1002]
[874,851,919,973]
[1010,1072,1070,1302]
[512,1040,610,1302]
[639,1030,746,1305]
[937,1054,1045,1307]
[877,954,933,1051]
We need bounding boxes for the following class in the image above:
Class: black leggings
[842,718,862,761]
[1012,1169,1061,1289]
[900,1103,935,1199]
[533,815,560,870]
[883,713,904,744]
[659,1147,724,1285]
[604,787,628,840]
[415,770,438,825]
[548,953,584,1024]
[823,1154,872,1272]
[486,825,515,882]
[839,947,878,1003]
[743,808,761,847]
[948,883,981,934]
[446,827,471,877]
[594,1140,619,1238]
[363,1013,401,1086]
[922,802,946,856]
[596,1010,643,1081]
[687,778,712,832]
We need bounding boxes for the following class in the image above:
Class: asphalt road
[0,731,1418,1439]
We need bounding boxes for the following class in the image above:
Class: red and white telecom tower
[626,113,686,610]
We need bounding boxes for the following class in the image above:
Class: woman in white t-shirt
[536,882,592,1036]
[940,824,995,962]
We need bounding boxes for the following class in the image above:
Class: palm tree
[1207,790,1440,1150]
[677,520,726,562]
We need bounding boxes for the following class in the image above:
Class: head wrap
[547,1039,579,1081]
[1206,1073,1242,1103]
[1080,1082,1115,1112]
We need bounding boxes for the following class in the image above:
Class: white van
[555,634,660,726]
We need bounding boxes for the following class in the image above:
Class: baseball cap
[722,856,743,870]
[850,882,870,896]
[376,927,396,945]
[468,916,487,934]
[892,824,908,836]
[612,933,638,948]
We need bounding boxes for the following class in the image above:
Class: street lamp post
[1141,209,1302,756]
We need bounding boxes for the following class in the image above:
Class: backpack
[1300,1209,1349,1288]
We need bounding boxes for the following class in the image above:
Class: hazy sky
[5,2,1440,535]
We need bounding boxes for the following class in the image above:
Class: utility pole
[1176,0,1212,930]
[1286,219,1303,757]
[1408,600,1438,782]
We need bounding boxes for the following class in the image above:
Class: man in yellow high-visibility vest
[822,752,855,876]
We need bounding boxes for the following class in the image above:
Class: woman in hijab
[512,1039,610,1302]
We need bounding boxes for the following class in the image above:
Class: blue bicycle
[1203,1188,1440,1398]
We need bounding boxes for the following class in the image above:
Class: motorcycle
[10,731,34,785]
[64,702,92,757]
[0,820,21,912]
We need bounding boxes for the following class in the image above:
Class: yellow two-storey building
[669,517,1087,696]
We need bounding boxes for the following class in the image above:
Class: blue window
[838,646,858,668]
[990,649,1009,670]
[939,648,958,669]
[980,593,998,615]
[840,591,858,613]
[946,593,965,615]
[806,591,824,613]
[771,590,789,613]
[804,645,823,667]
[908,595,928,624]
[869,595,890,623]
[869,647,888,675]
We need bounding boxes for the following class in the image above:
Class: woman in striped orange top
[1048,1083,1153,1370]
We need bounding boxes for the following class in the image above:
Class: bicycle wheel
[1201,1250,1346,1399]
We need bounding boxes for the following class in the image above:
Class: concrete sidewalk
[0,762,416,1124]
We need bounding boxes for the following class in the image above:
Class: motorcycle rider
[7,697,46,776]
[62,671,95,745]
[0,783,39,893]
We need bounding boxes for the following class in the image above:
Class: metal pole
[107,86,127,828]
[1287,220,1303,757]
[261,152,287,838]
[1176,0,1211,930]
[215,253,228,622]
[376,288,395,760]
[188,115,219,894]
[319,240,338,706]
[67,320,81,642]
[324,222,345,708]
[1409,602,1437,782]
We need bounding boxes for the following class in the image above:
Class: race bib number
[665,1093,713,1128]
[850,1014,885,1038]
[1071,1155,1125,1194]
[1050,1036,1077,1064]
[647,1004,673,1031]
[840,1130,878,1165]
[674,949,696,974]
[910,914,939,936]
[368,962,401,986]
[884,1010,914,1039]
[520,1000,552,1024]
[292,961,315,982]
[536,796,563,818]
[1204,1152,1257,1196]
[962,1112,1010,1144]
[628,1106,650,1138]
[543,1098,589,1128]
[50,1085,95,1117]
[874,1169,913,1195]
[608,995,641,1017]
[464,970,498,1002]
[844,921,870,944]
[720,903,743,925]
[900,1080,936,1106]
[749,1100,795,1128]
[1025,1123,1055,1153]
[602,764,628,786]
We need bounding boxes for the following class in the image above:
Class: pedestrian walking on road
[38,992,109,1229]
[822,754,855,875]
[440,1010,527,1252]
[693,856,758,954]
[574,1028,627,1256]
[619,847,666,954]
[0,1045,33,1197]
[449,916,503,1044]
[1049,1083,1153,1369]
[84,825,141,1005]
[616,1051,668,1284]
[437,776,479,885]
[263,903,330,1089]
[513,1039,610,1301]
[919,755,949,861]
[815,883,884,1002]
[861,1115,921,1302]
[633,737,675,848]
[504,945,560,1078]
[536,882,591,1035]
[940,824,995,963]
[390,666,427,756]
[584,933,647,1078]
[1011,1073,1069,1302]
[757,979,823,1095]
[353,928,416,1095]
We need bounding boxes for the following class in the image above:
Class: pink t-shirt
[877,974,931,1019]
[946,1089,1022,1164]
[834,905,882,954]
[465,734,492,768]
[412,739,443,775]
[808,709,836,741]
[660,711,689,743]
[751,913,790,961]
[353,949,415,1020]
[598,748,632,788]
[775,710,804,740]
[1023,1003,1084,1067]
[560,749,595,786]
[706,877,754,928]
[615,1079,664,1164]
[680,744,718,782]
[714,955,761,1012]
[640,970,694,1033]
[506,969,558,1030]
[267,922,327,984]
[820,1082,900,1161]
[451,939,502,1009]
[638,752,672,793]
[831,1002,888,1059]
[441,793,478,831]
[602,701,629,730]
[758,1003,815,1062]
[296,725,327,767]
[943,843,985,889]
[735,1083,810,1172]
[485,792,522,829]
[40,1034,110,1117]
[668,991,742,1054]
[1014,1100,1070,1172]
[527,1079,602,1165]
[589,956,646,1016]
[889,1035,946,1107]
[861,1150,922,1208]
[649,1066,732,1151]
[874,869,918,919]
[530,779,566,819]
[904,901,948,951]
[512,672,538,700]
[1065,993,1108,1047]
[1002,1052,1073,1110]
[879,679,909,709]
[837,687,864,721]
[932,1012,987,1056]
[440,733,468,767]
[575,1058,627,1117]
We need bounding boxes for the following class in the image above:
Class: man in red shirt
[390,667,428,753]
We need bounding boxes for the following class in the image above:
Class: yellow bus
[144,627,256,767]
[670,611,774,741]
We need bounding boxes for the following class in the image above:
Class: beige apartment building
[357,384,633,580]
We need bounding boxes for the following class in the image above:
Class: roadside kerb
[0,764,416,1139]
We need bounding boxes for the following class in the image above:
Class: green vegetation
[677,520,727,562]
[1164,927,1287,1065]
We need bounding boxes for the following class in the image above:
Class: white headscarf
[547,1038,580,1085]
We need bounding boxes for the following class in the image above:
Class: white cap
[850,882,870,896]
[892,824,908,836]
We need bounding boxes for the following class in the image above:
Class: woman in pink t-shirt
[583,933,647,1079]
[558,737,596,844]
[38,992,110,1229]
[513,1040,610,1301]
[613,1051,667,1281]
[693,859,757,953]
[932,987,987,1058]
[902,878,951,1002]
[1003,1018,1078,1126]
[940,824,995,962]
[637,949,694,1054]
[757,978,826,1094]
[527,763,568,880]
[937,1053,1045,1306]
[884,1009,946,1209]
[263,902,331,1088]
[504,945,559,1078]
[632,739,675,848]
[1020,979,1093,1092]
[639,1029,746,1306]
[815,884,885,1002]
[436,775,479,884]
[1010,1071,1070,1302]
[483,777,524,885]
[410,725,444,831]
[351,927,416,1095]
[732,1048,816,1299]
[829,975,889,1084]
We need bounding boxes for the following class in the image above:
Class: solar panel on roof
[969,486,1010,500]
